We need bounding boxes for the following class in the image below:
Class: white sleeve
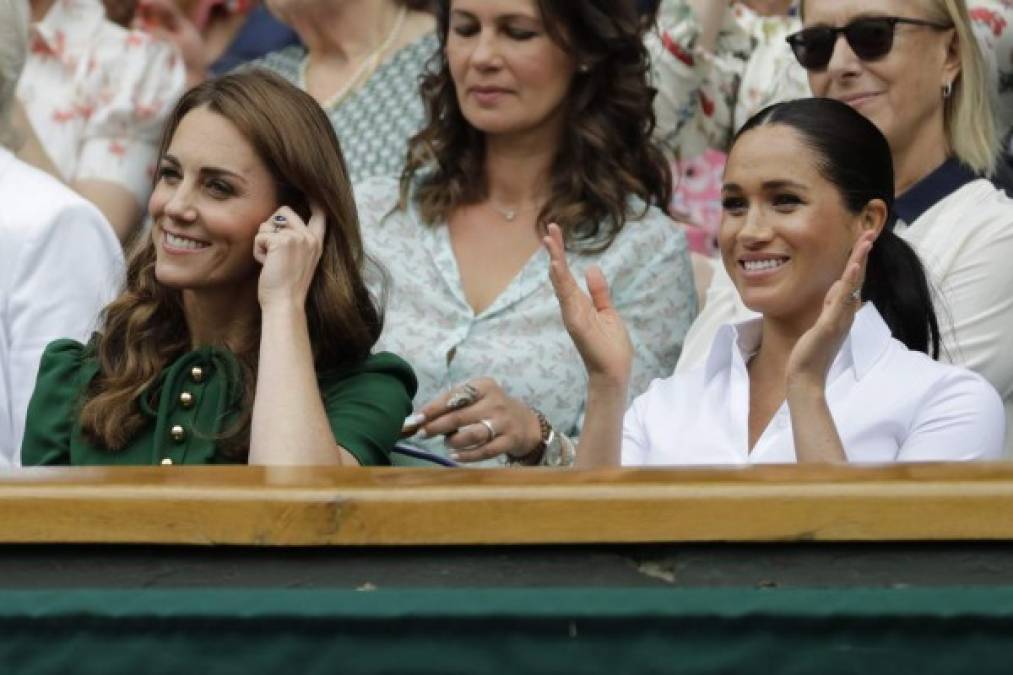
[620,390,651,466]
[897,370,1005,462]
[6,203,123,464]
[929,200,1013,410]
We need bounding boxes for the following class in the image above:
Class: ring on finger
[849,288,862,303]
[447,383,480,410]
[478,418,496,444]
[271,214,287,233]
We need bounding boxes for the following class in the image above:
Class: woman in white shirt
[679,0,1013,456]
[0,0,123,464]
[546,98,1004,466]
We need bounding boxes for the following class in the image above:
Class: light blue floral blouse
[355,177,698,464]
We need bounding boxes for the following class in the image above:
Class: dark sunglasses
[786,16,953,71]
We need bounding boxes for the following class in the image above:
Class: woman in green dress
[21,70,416,466]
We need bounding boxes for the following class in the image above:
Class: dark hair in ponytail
[732,97,941,358]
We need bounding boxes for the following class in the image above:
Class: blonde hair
[0,0,29,149]
[925,0,997,175]
[800,0,999,174]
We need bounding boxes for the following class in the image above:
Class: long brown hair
[79,69,383,455]
[401,0,671,253]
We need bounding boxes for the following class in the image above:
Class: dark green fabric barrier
[3,588,1013,674]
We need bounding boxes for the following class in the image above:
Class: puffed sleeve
[76,30,185,206]
[320,352,418,466]
[21,340,94,466]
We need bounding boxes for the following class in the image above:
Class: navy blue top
[209,6,299,75]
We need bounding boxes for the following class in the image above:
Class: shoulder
[0,154,119,253]
[883,338,1004,414]
[934,179,1013,225]
[30,339,98,401]
[320,352,418,396]
[248,44,307,79]
[95,22,183,86]
[353,176,407,228]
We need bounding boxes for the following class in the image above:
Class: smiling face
[719,124,873,323]
[148,106,279,294]
[802,0,959,167]
[446,0,576,139]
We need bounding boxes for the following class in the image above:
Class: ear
[855,198,888,242]
[941,28,962,92]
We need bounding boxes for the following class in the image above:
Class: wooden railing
[2,463,1013,545]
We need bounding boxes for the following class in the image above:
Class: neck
[894,120,950,196]
[31,0,56,21]
[752,305,822,375]
[182,285,260,352]
[741,0,794,16]
[482,123,563,209]
[288,0,400,62]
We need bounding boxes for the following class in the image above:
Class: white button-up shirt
[0,148,123,465]
[624,304,1005,466]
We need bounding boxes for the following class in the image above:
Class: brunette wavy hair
[79,70,383,455]
[401,0,671,253]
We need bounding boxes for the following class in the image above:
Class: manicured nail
[403,413,426,428]
[419,428,431,439]
[449,453,461,461]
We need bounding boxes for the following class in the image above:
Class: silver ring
[446,383,480,411]
[271,214,287,233]
[849,288,862,303]
[478,418,496,443]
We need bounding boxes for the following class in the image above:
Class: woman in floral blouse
[356,0,696,467]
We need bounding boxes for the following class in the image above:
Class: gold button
[170,424,186,442]
[190,366,204,383]
[179,391,194,408]
[160,458,173,465]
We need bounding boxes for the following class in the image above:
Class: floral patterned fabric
[969,0,1013,137]
[648,0,808,163]
[649,1,808,242]
[16,0,185,208]
[354,177,698,465]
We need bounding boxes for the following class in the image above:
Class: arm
[248,205,359,466]
[786,235,874,463]
[544,224,632,467]
[648,0,744,157]
[12,101,141,241]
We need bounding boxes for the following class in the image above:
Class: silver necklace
[488,201,536,222]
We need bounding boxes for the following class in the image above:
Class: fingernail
[403,413,426,427]
[449,453,461,461]
[419,428,431,439]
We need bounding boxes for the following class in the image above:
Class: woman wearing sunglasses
[546,98,1003,466]
[677,0,1013,456]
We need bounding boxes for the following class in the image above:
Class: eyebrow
[449,9,540,23]
[161,154,247,183]
[722,179,808,192]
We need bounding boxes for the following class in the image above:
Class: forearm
[249,303,354,465]
[688,0,728,54]
[574,376,629,468]
[787,383,847,463]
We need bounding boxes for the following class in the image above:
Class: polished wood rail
[2,463,1013,545]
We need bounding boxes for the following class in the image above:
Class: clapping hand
[786,232,876,391]
[543,223,633,386]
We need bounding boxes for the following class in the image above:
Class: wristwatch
[509,408,574,467]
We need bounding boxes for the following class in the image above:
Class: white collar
[703,303,894,383]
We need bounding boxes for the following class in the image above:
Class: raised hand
[254,203,326,311]
[786,232,876,391]
[543,223,632,386]
[132,0,207,84]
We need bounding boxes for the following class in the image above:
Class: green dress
[21,339,417,466]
